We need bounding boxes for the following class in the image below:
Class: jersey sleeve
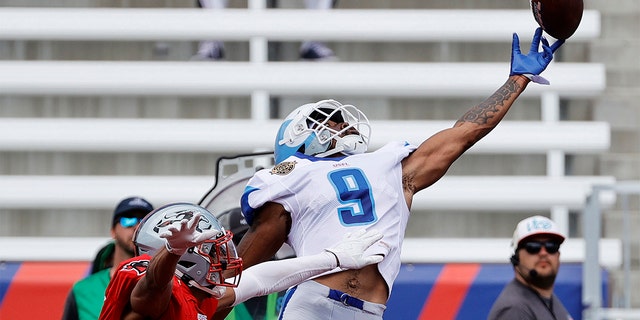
[98,256,150,320]
[377,140,417,162]
[240,168,296,226]
[240,173,267,226]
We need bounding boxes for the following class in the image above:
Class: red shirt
[99,254,219,320]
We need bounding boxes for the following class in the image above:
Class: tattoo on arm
[455,78,522,126]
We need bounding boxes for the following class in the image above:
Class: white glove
[209,285,227,299]
[325,229,384,270]
[159,212,220,256]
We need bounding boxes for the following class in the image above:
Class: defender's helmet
[274,99,371,163]
[134,203,242,294]
[215,207,249,246]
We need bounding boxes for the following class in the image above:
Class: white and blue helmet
[274,99,371,164]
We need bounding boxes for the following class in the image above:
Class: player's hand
[325,229,384,269]
[510,27,564,84]
[210,285,227,299]
[159,212,220,256]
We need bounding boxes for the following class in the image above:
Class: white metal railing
[583,183,640,320]
[0,119,610,153]
[0,8,600,42]
[0,175,616,211]
[0,61,605,97]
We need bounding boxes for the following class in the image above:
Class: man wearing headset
[488,215,573,320]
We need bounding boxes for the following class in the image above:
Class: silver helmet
[133,203,242,294]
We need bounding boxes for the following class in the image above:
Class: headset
[510,254,519,266]
[511,252,538,278]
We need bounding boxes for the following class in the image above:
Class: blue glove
[510,27,565,85]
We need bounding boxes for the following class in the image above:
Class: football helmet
[134,203,242,295]
[274,99,371,163]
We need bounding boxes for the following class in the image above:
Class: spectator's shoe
[190,42,225,61]
[299,41,337,61]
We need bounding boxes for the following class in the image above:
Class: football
[530,0,584,39]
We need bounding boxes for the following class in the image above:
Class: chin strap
[313,135,367,158]
[174,269,227,298]
[314,145,344,158]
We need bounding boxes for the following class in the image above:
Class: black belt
[327,289,365,310]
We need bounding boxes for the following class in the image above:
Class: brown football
[531,0,584,39]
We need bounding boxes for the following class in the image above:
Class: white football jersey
[241,141,417,296]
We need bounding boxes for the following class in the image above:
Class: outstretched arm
[216,229,385,309]
[130,213,220,318]
[212,202,291,320]
[129,248,180,318]
[401,28,564,202]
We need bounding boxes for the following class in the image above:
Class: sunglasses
[519,241,560,254]
[119,216,141,228]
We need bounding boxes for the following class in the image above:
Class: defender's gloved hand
[325,229,384,269]
[510,27,565,85]
[159,212,220,256]
[209,285,227,299]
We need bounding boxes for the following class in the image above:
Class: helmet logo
[121,259,149,276]
[134,203,242,292]
[153,209,212,233]
[270,161,297,176]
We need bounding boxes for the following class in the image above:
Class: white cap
[511,215,566,253]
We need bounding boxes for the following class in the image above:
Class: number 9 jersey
[241,141,416,297]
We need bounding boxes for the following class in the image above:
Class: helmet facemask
[275,100,371,163]
[198,230,241,286]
